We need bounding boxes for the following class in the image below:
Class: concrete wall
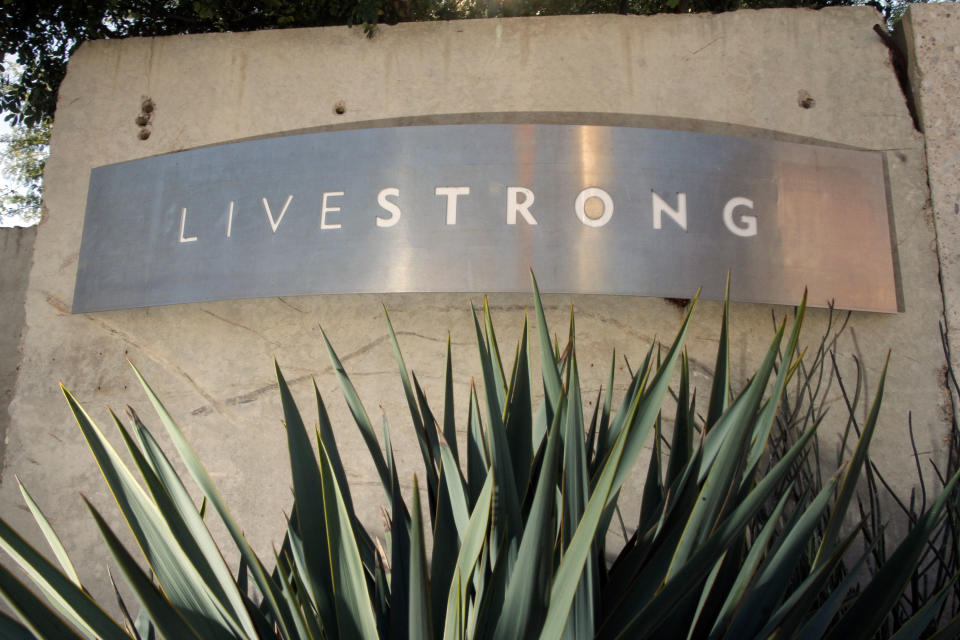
[903,4,960,410]
[2,8,951,609]
[0,226,36,466]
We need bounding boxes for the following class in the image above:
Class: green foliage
[1,277,959,638]
[0,118,49,224]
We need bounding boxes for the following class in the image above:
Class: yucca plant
[1,274,958,639]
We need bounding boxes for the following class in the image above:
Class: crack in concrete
[201,308,279,347]
[276,297,307,314]
[45,292,248,428]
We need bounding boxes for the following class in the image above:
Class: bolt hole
[798,90,816,109]
[135,114,150,126]
[334,101,346,115]
[138,128,151,140]
[141,98,155,114]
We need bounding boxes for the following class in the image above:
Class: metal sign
[73,123,898,313]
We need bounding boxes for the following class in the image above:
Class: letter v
[262,195,294,233]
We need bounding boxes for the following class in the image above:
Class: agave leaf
[443,334,460,464]
[785,530,881,640]
[314,380,356,523]
[482,296,509,413]
[608,296,698,498]
[683,552,727,640]
[129,365,298,640]
[504,316,534,499]
[825,463,960,640]
[561,349,596,639]
[669,321,785,578]
[705,274,731,431]
[413,374,443,518]
[63,389,243,639]
[373,548,390,639]
[384,306,429,449]
[638,414,664,534]
[0,607,38,640]
[277,364,338,636]
[283,514,320,624]
[107,568,142,640]
[317,438,380,640]
[531,271,563,419]
[16,477,82,588]
[927,610,960,640]
[409,476,433,640]
[320,327,393,500]
[813,354,889,571]
[130,416,256,637]
[386,415,412,640]
[598,345,652,462]
[273,546,320,640]
[443,471,494,640]
[593,352,616,471]
[472,302,523,556]
[597,418,821,639]
[540,298,697,640]
[431,463,460,638]
[743,292,807,481]
[494,392,566,640]
[466,384,489,506]
[437,427,470,540]
[0,559,88,639]
[724,476,839,639]
[313,382,377,570]
[705,483,793,639]
[84,497,204,640]
[665,352,693,489]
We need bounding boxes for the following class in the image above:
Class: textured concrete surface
[903,4,960,407]
[0,226,36,466]
[1,8,949,610]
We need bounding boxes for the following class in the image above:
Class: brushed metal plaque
[73,124,898,313]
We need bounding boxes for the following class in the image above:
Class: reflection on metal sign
[73,124,898,313]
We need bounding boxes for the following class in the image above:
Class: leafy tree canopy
[0,118,49,223]
[3,0,884,128]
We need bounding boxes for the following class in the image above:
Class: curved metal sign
[73,123,898,312]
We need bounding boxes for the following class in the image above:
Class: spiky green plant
[1,275,958,639]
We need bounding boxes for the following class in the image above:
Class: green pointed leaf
[317,438,380,640]
[597,417,821,639]
[705,273,731,431]
[84,498,204,640]
[321,327,392,499]
[813,354,889,571]
[0,606,37,640]
[472,302,523,548]
[504,316,534,498]
[130,415,259,639]
[277,364,338,636]
[410,476,433,640]
[706,481,792,639]
[443,334,460,464]
[0,560,88,640]
[63,389,242,639]
[724,476,839,639]
[16,477,82,588]
[443,472,494,640]
[531,271,563,416]
[665,352,693,488]
[467,384,489,507]
[129,365,298,640]
[494,392,566,640]
[826,463,960,640]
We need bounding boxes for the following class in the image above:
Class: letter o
[575,187,614,228]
